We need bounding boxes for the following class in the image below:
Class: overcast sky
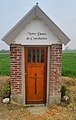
[0,0,76,50]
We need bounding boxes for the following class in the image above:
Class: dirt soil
[0,76,76,120]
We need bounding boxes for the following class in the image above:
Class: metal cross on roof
[36,2,39,5]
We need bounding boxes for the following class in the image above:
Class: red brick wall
[10,44,22,95]
[50,44,62,96]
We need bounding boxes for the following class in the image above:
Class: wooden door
[25,47,47,104]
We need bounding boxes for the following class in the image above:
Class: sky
[0,0,76,50]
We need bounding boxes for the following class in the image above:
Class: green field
[0,52,76,77]
[0,54,10,76]
[62,52,76,77]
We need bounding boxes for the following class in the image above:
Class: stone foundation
[11,94,23,105]
[49,95,61,105]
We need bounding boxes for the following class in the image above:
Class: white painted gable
[14,18,60,45]
[2,5,70,45]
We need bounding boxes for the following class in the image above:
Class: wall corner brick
[10,44,22,96]
[49,44,62,105]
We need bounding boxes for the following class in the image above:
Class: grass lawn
[0,51,76,77]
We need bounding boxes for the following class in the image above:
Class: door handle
[25,73,27,75]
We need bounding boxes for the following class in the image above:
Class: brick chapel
[2,4,70,106]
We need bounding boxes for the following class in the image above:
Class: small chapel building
[2,4,70,106]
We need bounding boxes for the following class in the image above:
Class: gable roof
[2,4,70,45]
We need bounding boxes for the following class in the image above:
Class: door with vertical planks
[25,47,47,104]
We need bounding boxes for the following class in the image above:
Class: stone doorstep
[26,106,48,115]
[24,104,46,107]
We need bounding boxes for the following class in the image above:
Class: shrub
[2,83,11,99]
[61,85,66,97]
